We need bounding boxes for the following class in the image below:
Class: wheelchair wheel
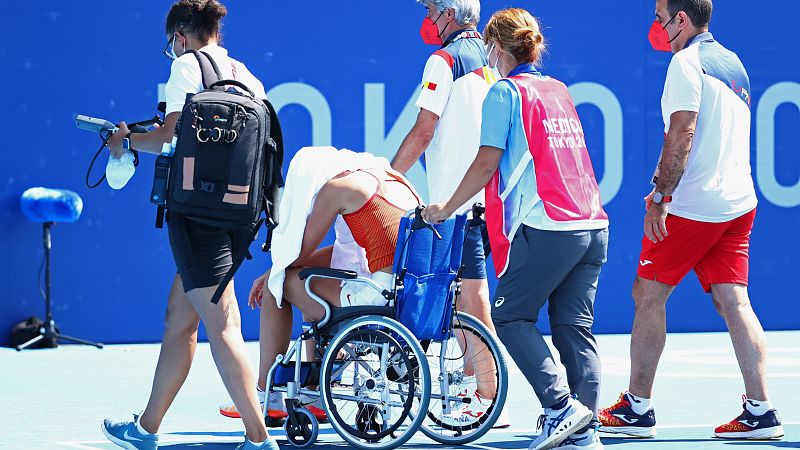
[319,316,431,450]
[420,312,508,445]
[284,407,319,448]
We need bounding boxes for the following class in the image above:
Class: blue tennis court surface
[2,331,797,449]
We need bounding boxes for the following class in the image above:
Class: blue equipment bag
[392,213,468,341]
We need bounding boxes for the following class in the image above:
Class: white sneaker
[556,427,603,449]
[441,389,493,427]
[443,376,511,429]
[528,397,593,450]
[299,392,328,422]
[219,390,288,425]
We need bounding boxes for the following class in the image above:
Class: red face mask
[420,12,445,45]
[648,14,680,52]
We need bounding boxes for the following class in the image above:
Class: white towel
[267,146,391,307]
[331,216,370,278]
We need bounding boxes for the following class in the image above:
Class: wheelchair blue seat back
[392,212,468,341]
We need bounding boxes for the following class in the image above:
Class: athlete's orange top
[343,170,420,273]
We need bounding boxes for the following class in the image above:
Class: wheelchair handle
[470,202,486,225]
[409,206,443,240]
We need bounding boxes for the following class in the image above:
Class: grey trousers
[492,225,608,425]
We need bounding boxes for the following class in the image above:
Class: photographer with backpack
[101,1,280,449]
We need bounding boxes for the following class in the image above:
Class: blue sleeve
[480,80,515,150]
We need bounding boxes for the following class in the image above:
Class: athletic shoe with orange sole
[219,391,288,427]
[299,392,328,422]
[598,392,656,438]
[714,396,784,440]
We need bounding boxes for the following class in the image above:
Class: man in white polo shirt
[599,0,784,441]
[392,0,508,427]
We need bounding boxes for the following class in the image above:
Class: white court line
[602,370,800,378]
[58,422,800,448]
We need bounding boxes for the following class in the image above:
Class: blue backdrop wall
[2,1,799,346]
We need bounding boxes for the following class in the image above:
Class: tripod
[16,222,104,351]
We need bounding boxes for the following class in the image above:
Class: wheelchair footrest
[273,361,321,387]
[272,361,344,387]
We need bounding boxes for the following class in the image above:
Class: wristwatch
[653,191,673,205]
[122,132,135,151]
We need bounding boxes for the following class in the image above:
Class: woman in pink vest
[423,8,609,450]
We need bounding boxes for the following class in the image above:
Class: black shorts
[167,212,252,293]
[461,222,488,280]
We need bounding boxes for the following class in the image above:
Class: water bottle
[105,151,136,189]
[150,142,174,206]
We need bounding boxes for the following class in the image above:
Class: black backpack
[156,50,284,303]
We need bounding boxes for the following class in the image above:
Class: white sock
[135,416,154,436]
[626,392,652,415]
[248,439,266,446]
[256,386,266,403]
[744,398,772,416]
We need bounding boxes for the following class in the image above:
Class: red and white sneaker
[440,389,493,428]
[446,376,510,429]
[714,396,784,440]
[299,393,328,422]
[219,391,288,427]
[598,392,656,438]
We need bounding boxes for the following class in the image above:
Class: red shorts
[637,209,756,293]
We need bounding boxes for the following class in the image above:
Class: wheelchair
[264,205,508,449]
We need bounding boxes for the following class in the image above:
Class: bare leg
[257,248,335,390]
[457,278,498,398]
[711,283,769,401]
[257,274,293,391]
[139,275,200,433]
[187,281,268,443]
[628,277,674,399]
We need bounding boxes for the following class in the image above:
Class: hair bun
[513,26,534,40]
[202,0,227,20]
[484,8,547,66]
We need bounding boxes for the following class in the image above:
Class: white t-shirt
[164,44,267,115]
[660,33,757,223]
[415,33,494,213]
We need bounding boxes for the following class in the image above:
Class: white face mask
[485,42,503,78]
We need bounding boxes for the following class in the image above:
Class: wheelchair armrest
[298,267,358,281]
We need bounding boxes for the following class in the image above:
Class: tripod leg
[16,334,44,351]
[54,332,104,349]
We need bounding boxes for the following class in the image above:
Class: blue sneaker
[529,397,594,450]
[557,426,604,449]
[234,437,281,450]
[101,415,158,450]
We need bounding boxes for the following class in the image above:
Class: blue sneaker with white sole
[557,426,604,449]
[101,415,158,450]
[529,397,594,450]
[234,437,281,450]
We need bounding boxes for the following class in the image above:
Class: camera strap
[155,205,166,228]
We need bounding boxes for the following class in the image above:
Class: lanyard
[444,29,482,46]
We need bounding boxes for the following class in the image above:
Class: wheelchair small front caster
[284,407,319,448]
